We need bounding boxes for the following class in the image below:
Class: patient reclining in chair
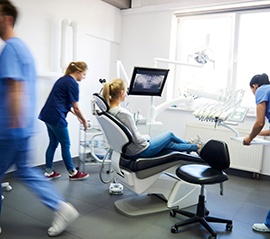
[102,78,203,159]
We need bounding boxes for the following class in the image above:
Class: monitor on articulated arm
[128,67,169,97]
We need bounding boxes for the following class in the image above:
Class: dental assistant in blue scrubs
[243,73,270,233]
[39,62,89,181]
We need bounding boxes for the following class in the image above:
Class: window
[174,8,270,112]
[236,11,270,109]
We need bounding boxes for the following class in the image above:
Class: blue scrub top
[39,75,79,127]
[0,37,36,140]
[255,84,270,122]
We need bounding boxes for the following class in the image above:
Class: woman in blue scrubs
[243,73,270,233]
[39,62,89,180]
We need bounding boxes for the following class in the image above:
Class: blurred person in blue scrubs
[0,0,79,236]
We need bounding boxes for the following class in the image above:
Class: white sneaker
[252,223,270,232]
[197,142,205,156]
[48,201,79,237]
[189,135,201,144]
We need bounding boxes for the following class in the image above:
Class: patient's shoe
[189,135,201,144]
[197,142,205,156]
[252,223,270,232]
[48,201,79,237]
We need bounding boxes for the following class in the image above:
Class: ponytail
[102,82,110,104]
[250,73,270,87]
[102,78,127,106]
[65,61,88,75]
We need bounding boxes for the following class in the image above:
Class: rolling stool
[170,139,233,239]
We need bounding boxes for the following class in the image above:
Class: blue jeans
[134,132,198,158]
[45,123,75,173]
[265,210,270,228]
[0,137,63,213]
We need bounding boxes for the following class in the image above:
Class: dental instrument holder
[193,93,270,145]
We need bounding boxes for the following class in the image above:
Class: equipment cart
[78,124,114,183]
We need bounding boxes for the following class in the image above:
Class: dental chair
[92,93,204,216]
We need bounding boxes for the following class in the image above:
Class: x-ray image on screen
[133,74,163,90]
[128,67,169,96]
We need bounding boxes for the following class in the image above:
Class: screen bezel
[128,67,170,96]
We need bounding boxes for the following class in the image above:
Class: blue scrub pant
[45,123,75,174]
[265,210,270,228]
[134,131,198,158]
[0,137,63,213]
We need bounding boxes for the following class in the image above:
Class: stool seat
[176,164,228,185]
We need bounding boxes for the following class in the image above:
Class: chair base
[170,195,233,239]
[114,181,201,217]
[114,194,169,216]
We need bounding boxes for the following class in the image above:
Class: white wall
[117,9,173,118]
[119,1,270,176]
[10,0,122,167]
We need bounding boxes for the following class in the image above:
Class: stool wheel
[171,226,178,233]
[170,210,176,217]
[226,223,233,231]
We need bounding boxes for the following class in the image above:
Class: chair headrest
[93,93,110,112]
[200,139,230,170]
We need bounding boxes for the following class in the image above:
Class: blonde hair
[65,61,88,75]
[102,78,127,105]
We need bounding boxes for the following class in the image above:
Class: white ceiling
[101,0,266,10]
[101,0,131,9]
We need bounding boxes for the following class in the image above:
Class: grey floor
[1,161,270,239]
